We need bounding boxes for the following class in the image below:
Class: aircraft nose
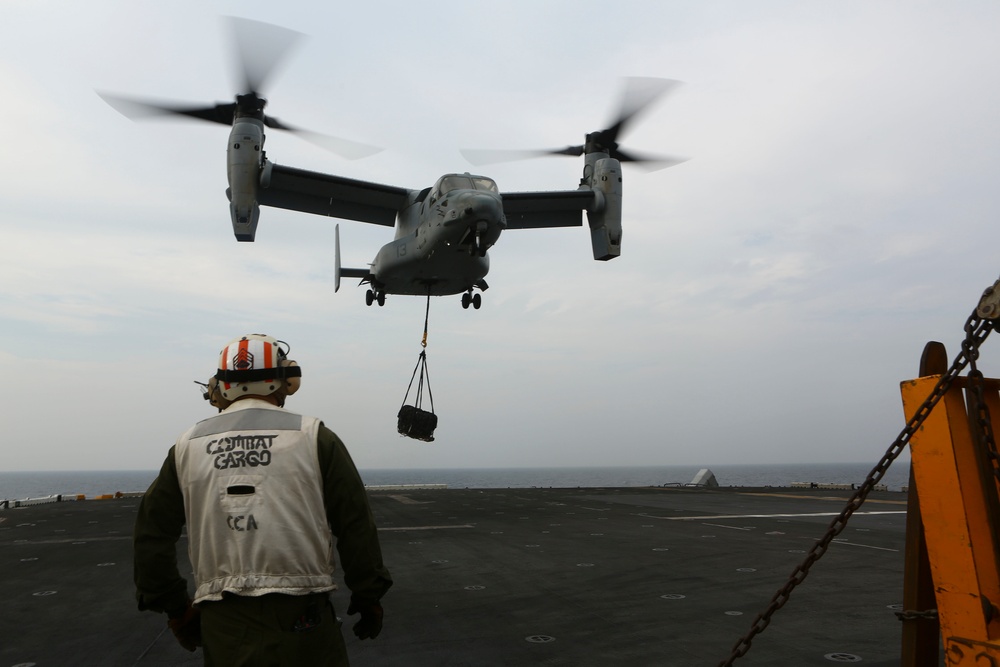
[460,192,504,225]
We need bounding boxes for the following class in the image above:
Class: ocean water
[0,462,910,502]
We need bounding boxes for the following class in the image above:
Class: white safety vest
[173,399,336,603]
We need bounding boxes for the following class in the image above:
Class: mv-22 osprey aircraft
[101,18,684,309]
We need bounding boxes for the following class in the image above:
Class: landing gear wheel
[461,292,471,309]
[377,291,386,307]
[472,293,481,309]
[366,289,375,306]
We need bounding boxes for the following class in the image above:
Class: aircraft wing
[258,162,410,227]
[500,190,596,229]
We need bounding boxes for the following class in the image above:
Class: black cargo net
[398,292,438,441]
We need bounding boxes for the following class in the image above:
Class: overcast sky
[3,1,1000,473]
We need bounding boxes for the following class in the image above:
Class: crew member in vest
[133,334,392,666]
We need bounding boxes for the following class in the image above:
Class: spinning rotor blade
[460,147,575,165]
[607,149,687,172]
[461,145,685,172]
[461,77,685,170]
[98,17,382,160]
[269,122,383,160]
[226,16,303,98]
[605,77,680,146]
[97,92,237,126]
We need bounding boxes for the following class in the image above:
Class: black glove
[167,599,202,652]
[347,596,383,640]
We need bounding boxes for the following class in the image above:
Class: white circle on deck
[652,548,670,552]
[464,585,486,591]
[97,562,116,567]
[736,568,757,573]
[33,591,57,597]
[660,594,686,600]
[824,653,862,663]
[21,558,38,562]
[725,611,743,616]
[525,635,555,643]
[576,563,595,567]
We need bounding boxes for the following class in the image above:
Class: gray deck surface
[1,486,915,666]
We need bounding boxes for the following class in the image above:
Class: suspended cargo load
[398,347,437,442]
[397,404,437,442]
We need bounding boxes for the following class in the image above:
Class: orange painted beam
[901,377,990,642]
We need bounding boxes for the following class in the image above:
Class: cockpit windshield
[471,176,499,193]
[437,175,499,195]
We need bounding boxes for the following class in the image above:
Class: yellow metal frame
[901,372,1000,665]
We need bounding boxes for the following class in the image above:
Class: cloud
[2,2,1000,474]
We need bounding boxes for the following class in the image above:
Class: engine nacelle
[584,157,623,260]
[226,119,265,242]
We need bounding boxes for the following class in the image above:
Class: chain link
[895,609,940,621]
[717,310,995,666]
[965,314,1000,485]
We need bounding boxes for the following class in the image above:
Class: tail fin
[335,224,343,292]
[334,224,372,293]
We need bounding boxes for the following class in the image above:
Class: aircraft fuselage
[368,174,505,296]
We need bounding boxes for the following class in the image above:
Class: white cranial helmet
[213,334,301,404]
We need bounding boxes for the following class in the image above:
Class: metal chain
[718,310,994,666]
[965,319,1000,485]
[969,374,1000,483]
[895,609,940,621]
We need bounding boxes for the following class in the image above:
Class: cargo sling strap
[398,292,438,441]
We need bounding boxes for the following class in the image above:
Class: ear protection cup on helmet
[205,376,232,411]
[282,360,301,396]
[205,376,233,412]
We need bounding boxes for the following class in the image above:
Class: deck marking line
[387,495,435,505]
[701,523,753,531]
[8,536,132,545]
[830,541,899,552]
[636,511,906,521]
[380,524,475,531]
[734,492,907,506]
